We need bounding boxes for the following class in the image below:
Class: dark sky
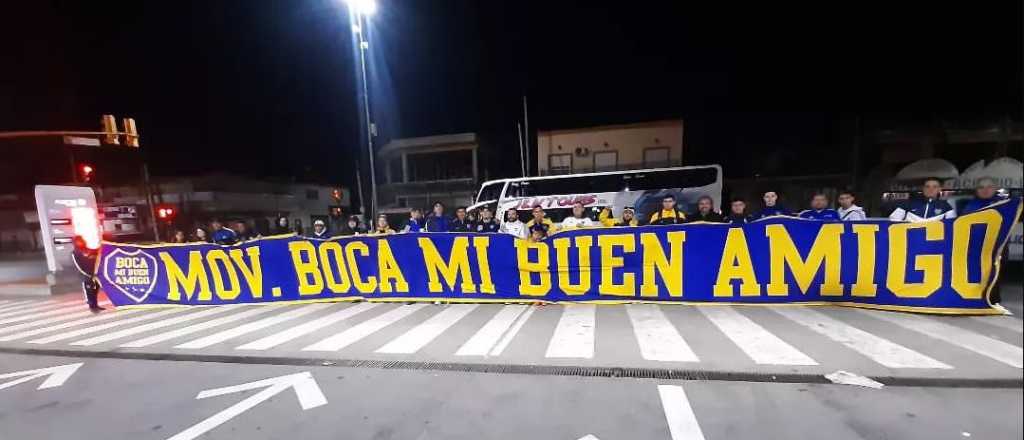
[2,1,1021,186]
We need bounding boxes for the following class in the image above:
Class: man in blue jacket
[425,202,450,232]
[799,193,841,221]
[889,177,957,222]
[751,191,791,219]
[962,177,1007,214]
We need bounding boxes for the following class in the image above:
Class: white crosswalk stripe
[773,306,951,369]
[303,304,427,351]
[377,304,479,354]
[236,303,380,350]
[0,309,143,342]
[657,385,707,440]
[698,306,817,366]
[0,299,40,313]
[456,305,531,356]
[174,304,331,349]
[626,304,698,362]
[861,310,1023,369]
[0,301,110,326]
[545,304,596,359]
[27,309,186,344]
[970,315,1024,334]
[69,306,242,346]
[0,309,99,335]
[119,306,278,348]
[0,300,63,317]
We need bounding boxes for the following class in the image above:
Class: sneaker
[89,305,106,313]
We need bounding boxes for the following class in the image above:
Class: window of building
[548,154,572,175]
[643,147,671,168]
[593,151,618,171]
[407,149,474,182]
[387,158,404,183]
[305,189,319,200]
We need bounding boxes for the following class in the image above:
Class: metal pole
[517,122,526,177]
[142,163,160,242]
[356,13,378,215]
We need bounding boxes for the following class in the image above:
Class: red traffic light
[79,164,95,182]
[156,205,176,220]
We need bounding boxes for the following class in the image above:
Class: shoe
[89,306,106,313]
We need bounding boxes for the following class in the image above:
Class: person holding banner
[451,207,473,232]
[71,235,103,312]
[425,202,451,232]
[687,195,726,223]
[562,202,595,229]
[307,219,331,239]
[889,177,957,222]
[799,194,841,221]
[371,214,396,235]
[727,198,751,225]
[500,209,528,238]
[837,191,867,221]
[962,177,1007,214]
[210,218,238,245]
[526,205,557,235]
[599,206,639,227]
[402,208,424,233]
[751,191,791,219]
[647,195,687,225]
[475,207,501,233]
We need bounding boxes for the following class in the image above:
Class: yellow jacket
[525,217,557,233]
[647,209,686,225]
[598,208,638,227]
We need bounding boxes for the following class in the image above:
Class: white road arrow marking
[0,362,83,391]
[577,435,601,440]
[167,371,327,440]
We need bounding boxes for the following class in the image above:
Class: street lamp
[345,0,378,216]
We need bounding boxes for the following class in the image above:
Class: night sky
[2,1,1021,188]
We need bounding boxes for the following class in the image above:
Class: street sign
[167,371,327,440]
[35,185,99,273]
[0,362,83,391]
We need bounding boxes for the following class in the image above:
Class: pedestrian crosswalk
[0,297,1021,373]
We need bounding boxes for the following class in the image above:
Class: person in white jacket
[499,208,527,239]
[561,202,595,229]
[837,191,866,221]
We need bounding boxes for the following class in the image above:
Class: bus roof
[476,164,723,189]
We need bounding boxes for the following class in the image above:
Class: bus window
[476,181,506,203]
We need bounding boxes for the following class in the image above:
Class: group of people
[166,177,1008,245]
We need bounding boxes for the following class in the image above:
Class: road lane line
[969,316,1024,334]
[27,308,185,344]
[302,304,427,352]
[657,385,707,440]
[489,305,536,356]
[175,304,332,349]
[698,306,817,365]
[0,299,41,313]
[625,305,698,362]
[861,310,1023,369]
[0,300,63,317]
[773,307,951,369]
[119,306,278,348]
[68,305,242,346]
[0,309,143,342]
[545,305,596,359]
[236,303,380,350]
[376,304,479,354]
[0,301,111,326]
[455,305,529,356]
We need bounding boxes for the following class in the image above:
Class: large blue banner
[98,198,1022,314]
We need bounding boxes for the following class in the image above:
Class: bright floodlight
[346,0,377,16]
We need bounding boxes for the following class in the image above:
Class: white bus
[469,165,723,225]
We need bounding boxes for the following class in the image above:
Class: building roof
[538,119,683,136]
[378,132,477,156]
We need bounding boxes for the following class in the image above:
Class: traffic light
[331,188,343,202]
[156,205,177,222]
[122,117,139,147]
[101,114,120,145]
[79,163,95,183]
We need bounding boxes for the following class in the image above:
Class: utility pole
[522,96,530,176]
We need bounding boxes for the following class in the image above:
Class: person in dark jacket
[234,220,259,241]
[888,177,956,222]
[273,216,291,235]
[474,207,500,233]
[210,218,238,245]
[751,191,791,219]
[687,195,726,223]
[450,207,472,232]
[425,202,450,232]
[647,195,687,225]
[962,177,1007,214]
[339,215,365,236]
[799,194,841,221]
[307,219,331,239]
[191,227,209,243]
[71,235,103,312]
[727,198,751,225]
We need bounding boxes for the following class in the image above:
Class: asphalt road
[1,353,1020,440]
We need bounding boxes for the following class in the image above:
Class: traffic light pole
[141,163,160,242]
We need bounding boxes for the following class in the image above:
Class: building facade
[536,120,684,175]
[376,133,480,214]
